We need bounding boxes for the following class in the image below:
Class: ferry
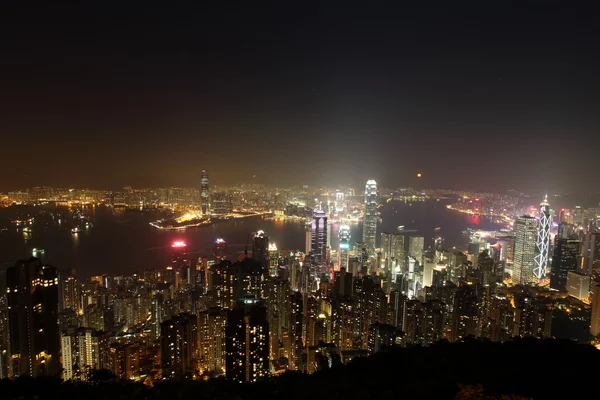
[71,227,82,234]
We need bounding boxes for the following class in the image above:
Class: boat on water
[32,248,45,255]
[71,227,82,234]
[23,227,32,233]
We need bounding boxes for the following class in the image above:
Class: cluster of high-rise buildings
[3,177,600,382]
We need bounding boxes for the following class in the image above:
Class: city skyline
[2,1,600,393]
[2,2,599,194]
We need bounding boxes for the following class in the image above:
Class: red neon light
[172,241,186,248]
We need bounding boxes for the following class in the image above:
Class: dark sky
[1,1,599,194]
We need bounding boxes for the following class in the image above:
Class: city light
[172,241,186,248]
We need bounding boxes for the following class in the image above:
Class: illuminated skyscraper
[591,283,600,337]
[362,180,378,256]
[268,243,279,277]
[61,268,81,314]
[581,232,600,276]
[335,190,345,214]
[534,195,551,280]
[252,230,269,270]
[7,258,60,377]
[311,210,328,272]
[408,236,425,266]
[160,313,198,379]
[338,224,351,271]
[513,215,538,285]
[550,238,579,291]
[226,297,269,383]
[201,169,209,215]
[381,232,405,292]
[214,238,228,260]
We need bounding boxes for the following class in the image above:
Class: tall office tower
[268,243,279,277]
[534,196,551,280]
[581,232,600,276]
[408,236,425,266]
[338,225,351,271]
[160,313,198,379]
[7,258,60,377]
[226,297,269,383]
[252,230,270,270]
[61,268,80,313]
[591,283,600,337]
[214,238,228,261]
[200,169,209,215]
[211,192,232,215]
[362,180,378,256]
[198,307,227,374]
[381,232,405,292]
[305,226,311,255]
[335,190,345,214]
[513,215,538,285]
[311,210,328,274]
[550,238,580,291]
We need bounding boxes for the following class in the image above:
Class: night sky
[2,2,599,194]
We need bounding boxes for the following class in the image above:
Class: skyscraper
[408,236,425,266]
[311,209,328,273]
[362,180,378,257]
[7,258,60,377]
[513,215,538,285]
[550,238,580,291]
[591,283,600,337]
[201,169,209,216]
[61,268,80,314]
[226,297,269,383]
[381,232,405,292]
[534,195,551,280]
[338,224,351,271]
[160,313,198,379]
[252,230,269,270]
[581,232,600,276]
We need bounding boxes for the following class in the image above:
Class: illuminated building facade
[581,232,600,276]
[338,224,351,271]
[7,258,60,377]
[252,230,270,270]
[201,169,209,215]
[310,210,328,276]
[61,268,81,314]
[160,313,198,379]
[513,215,538,285]
[534,196,551,280]
[198,308,227,374]
[60,327,99,381]
[211,192,232,215]
[550,238,579,291]
[566,271,590,301]
[381,232,405,292]
[591,283,600,337]
[362,180,378,256]
[225,297,269,383]
[408,236,425,266]
[214,238,228,260]
[268,243,279,277]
